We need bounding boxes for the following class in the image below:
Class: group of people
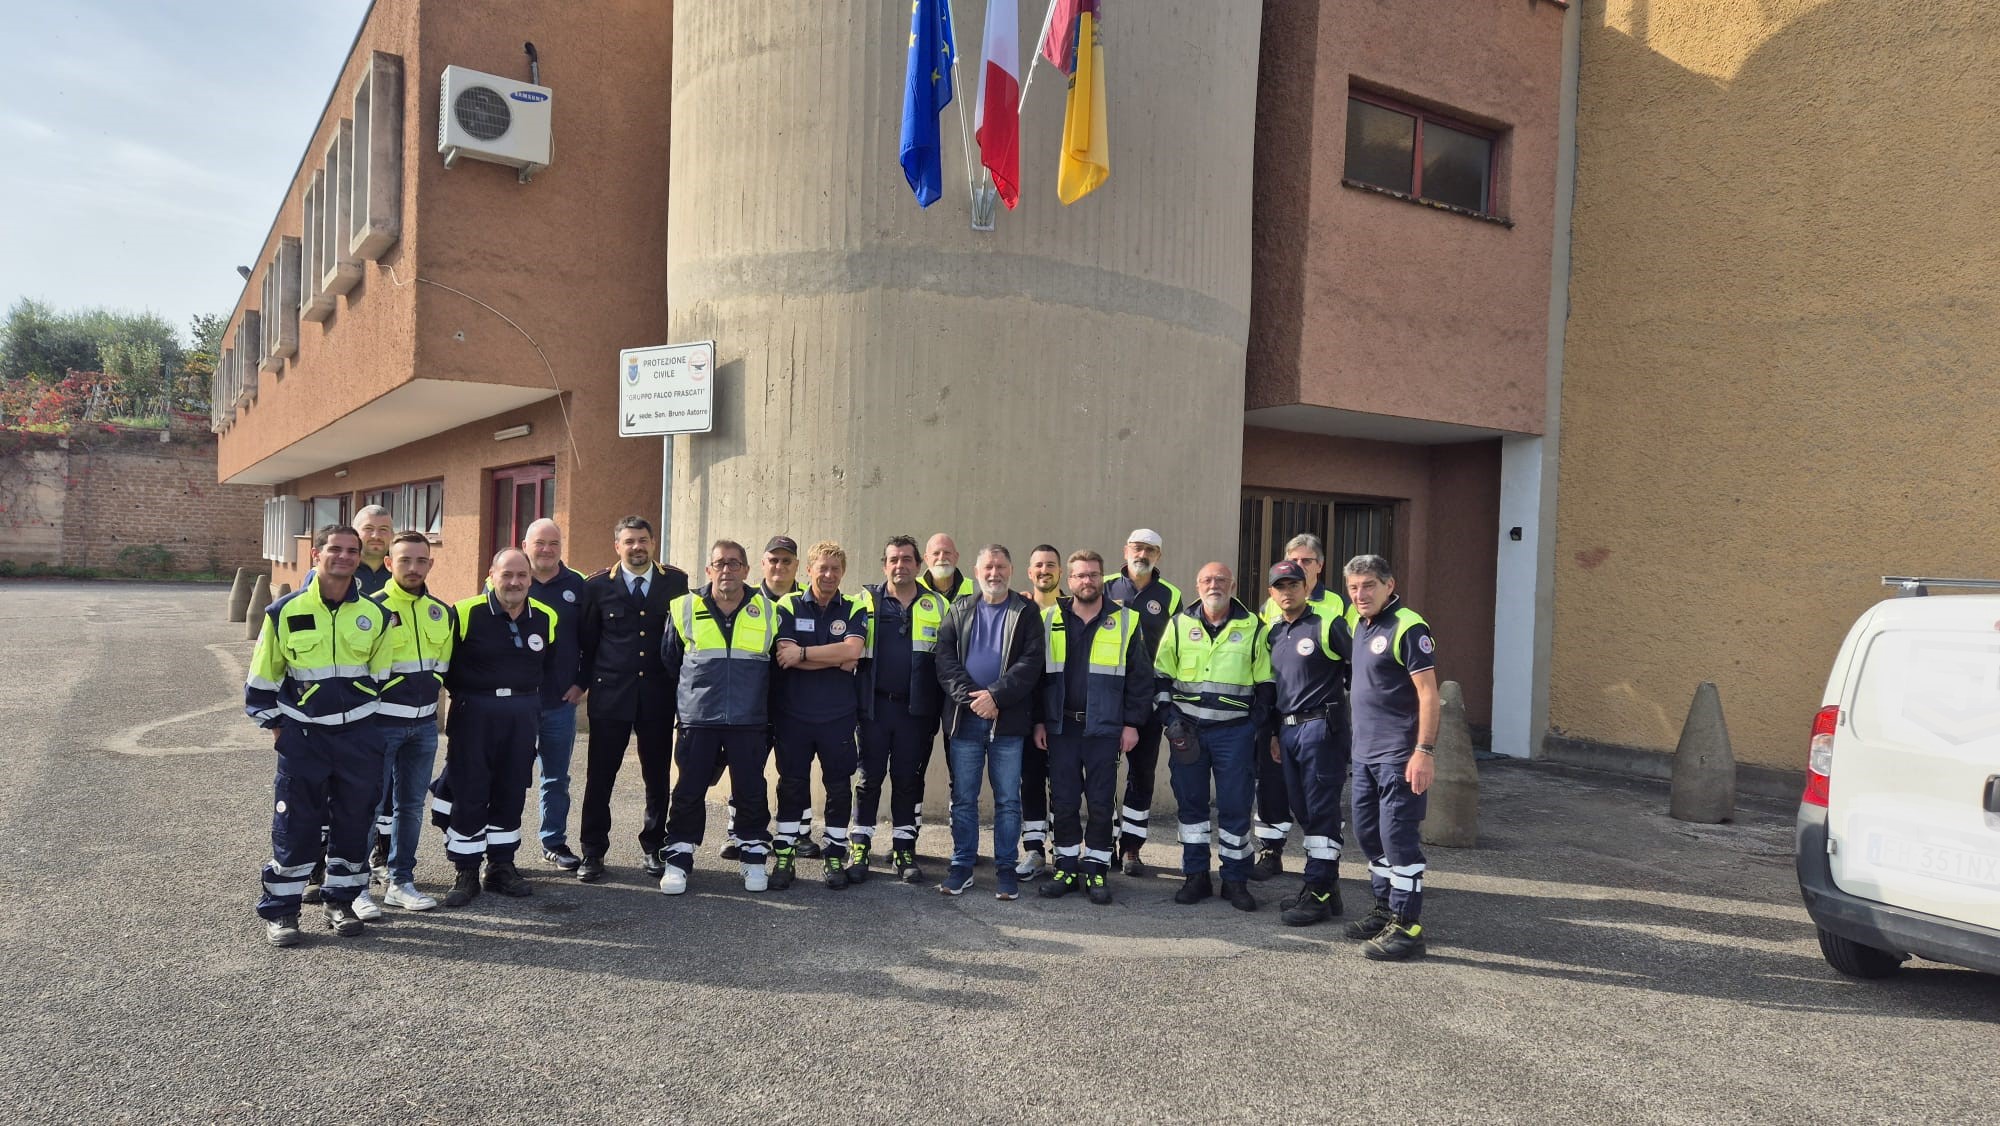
[246,515,1441,961]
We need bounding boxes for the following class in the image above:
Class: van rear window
[1850,628,2000,755]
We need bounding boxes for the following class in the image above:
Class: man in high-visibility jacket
[1032,550,1152,905]
[245,524,393,947]
[1152,561,1273,912]
[853,535,947,883]
[367,531,454,913]
[1252,533,1349,880]
[659,539,782,894]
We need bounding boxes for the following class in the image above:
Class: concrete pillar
[245,574,272,642]
[1670,681,1736,823]
[1421,680,1480,848]
[273,583,292,600]
[228,567,256,622]
[668,1,1262,826]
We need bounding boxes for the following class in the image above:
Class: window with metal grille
[1240,490,1397,591]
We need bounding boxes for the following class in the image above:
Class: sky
[0,1,370,346]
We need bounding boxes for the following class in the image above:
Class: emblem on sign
[1370,636,1389,655]
[528,634,545,652]
[626,358,640,385]
[1417,635,1435,654]
[1296,638,1316,656]
[356,615,372,631]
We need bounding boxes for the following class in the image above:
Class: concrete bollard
[227,568,255,622]
[245,574,272,641]
[273,583,291,601]
[1670,681,1736,823]
[1421,680,1480,848]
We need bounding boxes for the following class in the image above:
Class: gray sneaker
[1014,849,1045,880]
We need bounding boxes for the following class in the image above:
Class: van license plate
[1864,832,2000,891]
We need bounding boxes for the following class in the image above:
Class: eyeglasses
[709,559,747,571]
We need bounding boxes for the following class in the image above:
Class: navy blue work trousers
[1351,757,1427,921]
[257,721,385,920]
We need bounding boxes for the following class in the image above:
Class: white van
[1796,578,2000,978]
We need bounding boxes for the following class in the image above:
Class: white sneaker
[742,861,768,892]
[1015,850,1045,880]
[384,881,437,911]
[659,866,689,895]
[351,889,384,921]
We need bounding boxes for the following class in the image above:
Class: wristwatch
[1415,743,1435,755]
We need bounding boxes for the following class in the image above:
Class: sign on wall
[618,341,715,437]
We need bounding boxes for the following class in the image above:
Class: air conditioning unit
[438,65,552,182]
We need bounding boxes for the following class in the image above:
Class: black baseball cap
[1268,560,1308,585]
[764,536,798,556]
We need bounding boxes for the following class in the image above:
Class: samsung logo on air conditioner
[509,90,548,103]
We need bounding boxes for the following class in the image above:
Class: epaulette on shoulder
[661,563,689,576]
[585,566,613,582]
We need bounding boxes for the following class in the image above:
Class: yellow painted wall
[1551,0,2000,768]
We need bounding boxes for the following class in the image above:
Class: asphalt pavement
[1,581,1994,1125]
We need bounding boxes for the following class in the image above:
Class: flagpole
[1016,0,1061,113]
[945,0,978,204]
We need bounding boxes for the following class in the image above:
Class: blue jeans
[946,715,1024,873]
[1167,719,1257,881]
[373,719,439,884]
[536,701,578,849]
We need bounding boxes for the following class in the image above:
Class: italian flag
[974,0,1021,209]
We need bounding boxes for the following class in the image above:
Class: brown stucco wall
[1247,0,1566,434]
[1241,426,1499,725]
[1550,0,2000,768]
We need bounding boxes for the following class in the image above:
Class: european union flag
[899,0,957,207]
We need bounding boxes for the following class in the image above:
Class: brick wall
[0,426,267,574]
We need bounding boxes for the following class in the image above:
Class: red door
[490,462,555,560]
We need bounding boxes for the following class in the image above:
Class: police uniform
[576,561,690,876]
[368,579,454,892]
[528,562,590,863]
[1153,598,1272,900]
[433,592,557,890]
[1265,593,1354,914]
[660,586,781,883]
[1036,597,1152,901]
[854,582,946,880]
[772,587,870,885]
[1349,595,1437,936]
[1254,582,1350,873]
[245,576,393,935]
[1106,568,1184,862]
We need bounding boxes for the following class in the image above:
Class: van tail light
[1803,704,1837,807]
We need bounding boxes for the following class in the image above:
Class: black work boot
[324,900,364,937]
[483,861,533,897]
[796,836,823,860]
[823,851,849,890]
[1362,916,1426,961]
[1085,872,1113,906]
[1173,872,1214,905]
[265,914,302,947]
[1282,885,1338,926]
[576,855,606,883]
[1250,847,1284,882]
[444,866,482,908]
[893,848,923,884]
[847,840,871,883]
[1221,879,1258,912]
[1038,869,1079,899]
[301,858,327,904]
[1344,900,1395,940]
[770,846,798,891]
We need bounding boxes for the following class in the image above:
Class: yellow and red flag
[1056,0,1107,204]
